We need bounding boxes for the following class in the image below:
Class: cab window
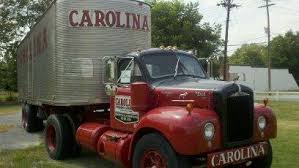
[117,58,144,84]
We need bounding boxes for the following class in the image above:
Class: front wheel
[132,133,191,168]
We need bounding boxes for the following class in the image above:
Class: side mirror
[104,58,117,96]
[131,82,152,112]
[105,58,116,83]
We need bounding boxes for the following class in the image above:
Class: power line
[259,0,275,92]
[217,0,240,81]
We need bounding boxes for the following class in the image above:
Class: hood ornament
[231,77,249,97]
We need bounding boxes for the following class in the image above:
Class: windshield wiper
[174,58,180,78]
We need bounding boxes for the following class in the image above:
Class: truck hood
[153,77,228,90]
[152,77,252,109]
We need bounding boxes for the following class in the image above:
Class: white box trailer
[17,0,151,106]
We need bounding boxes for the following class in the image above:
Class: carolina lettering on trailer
[18,28,48,64]
[69,10,150,31]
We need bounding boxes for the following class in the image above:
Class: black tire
[251,142,273,168]
[22,104,43,132]
[45,114,72,160]
[63,113,81,156]
[133,133,191,168]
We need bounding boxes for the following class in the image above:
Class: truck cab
[68,47,276,168]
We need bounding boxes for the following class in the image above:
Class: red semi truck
[17,0,277,168]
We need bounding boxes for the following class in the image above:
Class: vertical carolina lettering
[69,10,78,26]
[132,14,140,29]
[80,10,93,27]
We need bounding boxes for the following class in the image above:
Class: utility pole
[259,0,275,92]
[218,0,239,81]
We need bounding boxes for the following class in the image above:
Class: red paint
[131,82,154,112]
[110,87,137,132]
[18,28,48,63]
[142,16,149,31]
[207,142,268,168]
[46,125,56,152]
[115,12,125,28]
[140,150,167,168]
[69,10,78,26]
[79,10,93,27]
[132,14,140,29]
[155,88,214,109]
[253,103,277,141]
[72,80,276,167]
[95,10,106,26]
[97,130,132,166]
[125,13,131,28]
[68,10,149,31]
[131,106,222,156]
[76,123,109,151]
[105,11,116,27]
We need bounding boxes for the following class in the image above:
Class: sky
[185,0,299,55]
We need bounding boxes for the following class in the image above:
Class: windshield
[141,53,206,80]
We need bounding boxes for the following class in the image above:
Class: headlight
[204,122,215,140]
[258,116,267,130]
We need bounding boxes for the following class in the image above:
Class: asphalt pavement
[0,112,42,151]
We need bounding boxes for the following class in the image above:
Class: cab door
[110,57,145,132]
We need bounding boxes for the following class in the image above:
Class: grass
[0,145,117,168]
[0,91,18,103]
[0,145,75,168]
[0,101,298,167]
[0,104,21,116]
[268,101,299,168]
[0,124,15,133]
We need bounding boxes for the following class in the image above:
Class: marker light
[204,122,215,141]
[258,116,267,130]
[186,103,193,114]
[263,98,269,107]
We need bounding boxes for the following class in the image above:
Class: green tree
[270,31,299,84]
[0,0,52,91]
[148,0,222,58]
[229,44,266,66]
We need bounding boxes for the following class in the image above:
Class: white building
[229,65,299,91]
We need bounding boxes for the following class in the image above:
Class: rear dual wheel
[22,104,43,132]
[45,114,81,160]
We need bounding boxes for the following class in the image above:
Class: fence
[254,91,299,102]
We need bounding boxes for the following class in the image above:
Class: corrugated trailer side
[53,0,151,105]
[17,0,151,107]
[17,3,56,106]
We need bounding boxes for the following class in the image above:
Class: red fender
[253,104,277,141]
[129,106,222,158]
